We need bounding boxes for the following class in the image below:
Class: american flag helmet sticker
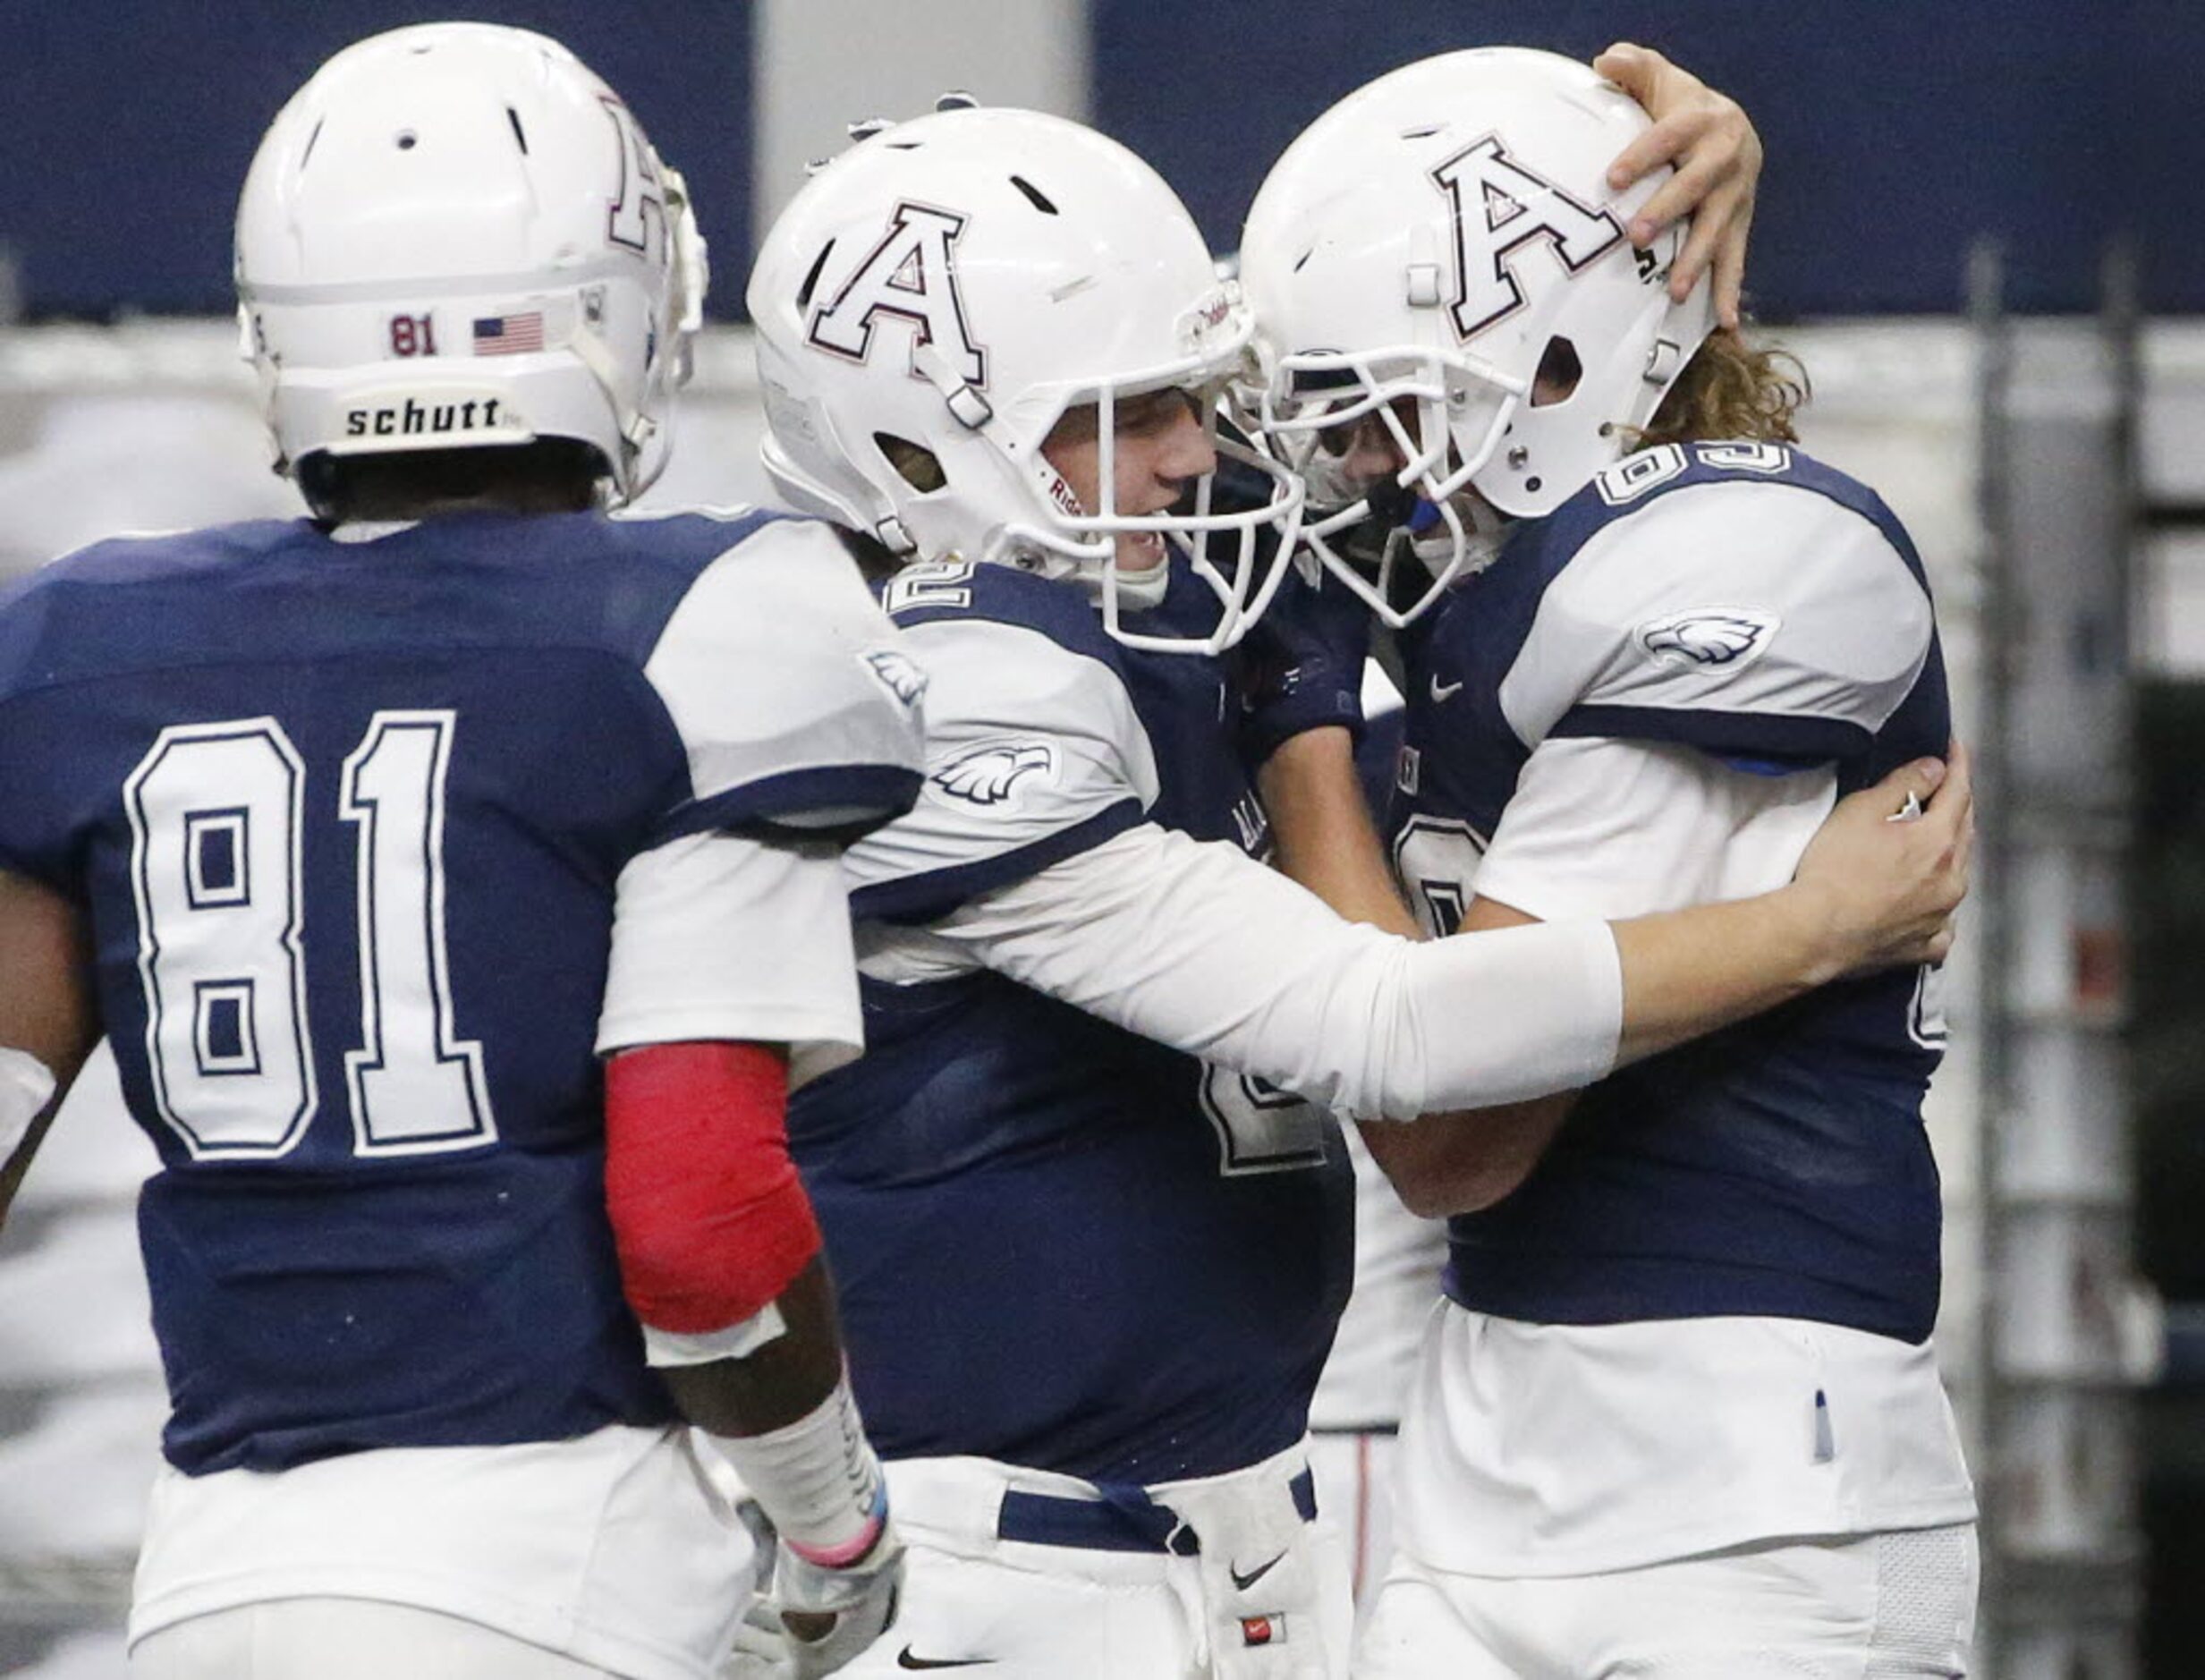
[472,311,546,355]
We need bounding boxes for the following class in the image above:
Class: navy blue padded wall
[4,2,2195,318]
[1093,0,2196,317]
[3,1,750,318]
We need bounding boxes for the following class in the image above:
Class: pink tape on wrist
[784,1483,887,1568]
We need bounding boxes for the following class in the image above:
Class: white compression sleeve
[926,823,1622,1120]
[0,1048,56,1163]
[703,1371,889,1565]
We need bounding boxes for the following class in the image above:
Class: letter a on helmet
[806,202,988,387]
[1238,47,1716,625]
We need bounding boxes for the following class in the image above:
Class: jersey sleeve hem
[851,798,1146,926]
[1551,703,1870,764]
[594,1002,864,1060]
[653,764,926,847]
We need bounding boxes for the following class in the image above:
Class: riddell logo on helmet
[1041,468,1083,518]
[343,395,521,441]
[1176,286,1237,348]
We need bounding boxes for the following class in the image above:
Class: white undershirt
[597,830,864,1090]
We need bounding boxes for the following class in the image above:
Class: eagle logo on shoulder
[1633,607,1781,671]
[931,741,1058,806]
[861,646,929,710]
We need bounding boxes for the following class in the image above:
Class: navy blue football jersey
[0,509,924,1472]
[1391,444,1952,1343]
[791,558,1354,1485]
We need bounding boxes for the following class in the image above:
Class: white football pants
[1358,1523,1978,1679]
[1304,1427,1401,1639]
[131,1597,623,1678]
[833,1447,1354,1678]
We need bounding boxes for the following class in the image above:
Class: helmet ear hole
[1531,336,1582,407]
[795,242,835,311]
[875,433,945,492]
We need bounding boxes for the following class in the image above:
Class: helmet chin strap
[912,338,1114,577]
[1102,553,1173,610]
[986,513,1171,616]
[1397,497,1505,581]
[566,319,652,498]
[986,526,1151,605]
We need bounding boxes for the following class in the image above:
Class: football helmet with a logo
[1237,47,1714,624]
[748,106,1303,654]
[234,22,708,507]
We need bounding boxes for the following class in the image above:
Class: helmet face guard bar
[1089,421,1307,657]
[990,347,1310,658]
[1250,344,1521,628]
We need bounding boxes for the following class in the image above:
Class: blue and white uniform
[1363,444,1976,1676]
[809,559,1350,1487]
[788,553,1637,1680]
[0,508,925,1680]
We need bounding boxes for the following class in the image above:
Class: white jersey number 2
[1199,1065,1328,1176]
[125,712,496,1161]
[1391,815,1488,938]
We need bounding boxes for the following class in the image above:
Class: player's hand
[1594,42,1762,330]
[741,1516,903,1676]
[1793,743,1974,978]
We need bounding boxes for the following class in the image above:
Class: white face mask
[1319,479,1509,624]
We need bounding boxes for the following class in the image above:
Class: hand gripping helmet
[748,106,1303,655]
[1237,47,1714,624]
[234,23,708,508]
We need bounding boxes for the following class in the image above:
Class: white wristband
[0,1048,57,1163]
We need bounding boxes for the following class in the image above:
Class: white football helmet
[748,106,1303,655]
[234,22,708,506]
[1237,47,1715,624]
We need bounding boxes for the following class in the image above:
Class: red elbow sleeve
[603,1041,822,1336]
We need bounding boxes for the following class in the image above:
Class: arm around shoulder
[931,820,1625,1118]
[1356,894,1582,1218]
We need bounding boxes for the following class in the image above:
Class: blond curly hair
[1633,327,1808,450]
